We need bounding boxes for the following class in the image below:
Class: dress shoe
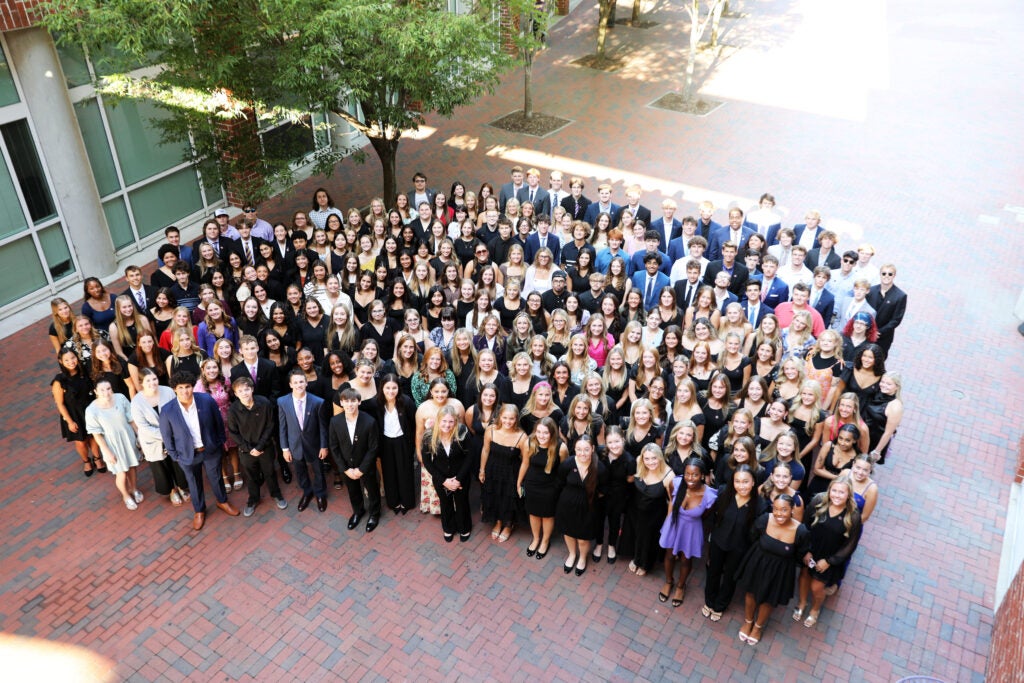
[193,512,205,530]
[347,512,363,530]
[366,515,379,532]
[575,561,588,577]
[459,532,471,543]
[297,493,313,512]
[216,501,240,516]
[316,497,327,513]
[280,465,292,484]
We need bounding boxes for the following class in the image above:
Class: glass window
[262,114,315,160]
[38,223,75,280]
[0,120,57,224]
[200,167,223,207]
[128,167,202,238]
[74,98,120,196]
[104,98,190,186]
[103,197,135,249]
[0,45,18,107]
[0,153,28,240]
[0,237,46,307]
[55,40,92,89]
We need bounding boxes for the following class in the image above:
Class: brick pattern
[0,0,41,31]
[1016,436,1024,485]
[216,109,261,208]
[1,0,1021,681]
[989,562,1024,683]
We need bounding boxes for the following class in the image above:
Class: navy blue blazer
[159,392,226,467]
[524,232,562,265]
[631,271,671,310]
[716,291,739,313]
[277,393,328,461]
[516,186,551,216]
[793,223,824,249]
[805,247,840,270]
[650,217,683,253]
[810,288,836,328]
[756,276,790,309]
[696,219,721,240]
[707,225,756,261]
[583,202,621,227]
[629,250,672,277]
[740,300,774,326]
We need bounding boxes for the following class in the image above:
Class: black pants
[149,457,188,496]
[704,541,744,612]
[380,435,416,510]
[341,465,381,517]
[182,449,226,513]
[594,492,627,548]
[239,450,282,505]
[438,485,471,535]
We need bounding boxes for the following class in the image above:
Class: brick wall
[988,558,1024,682]
[0,0,42,31]
[1016,435,1024,484]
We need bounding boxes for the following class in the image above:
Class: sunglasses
[842,258,856,264]
[881,271,895,276]
[476,249,488,255]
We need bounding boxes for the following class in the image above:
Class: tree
[596,0,616,59]
[682,0,725,102]
[39,0,510,204]
[500,0,551,119]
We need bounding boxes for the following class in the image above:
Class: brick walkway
[2,0,1022,681]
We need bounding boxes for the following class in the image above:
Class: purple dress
[659,479,718,558]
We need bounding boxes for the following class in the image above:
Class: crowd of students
[48,167,909,641]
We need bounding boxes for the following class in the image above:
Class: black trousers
[594,492,628,548]
[704,541,744,612]
[438,485,472,535]
[149,457,188,495]
[341,464,381,517]
[239,450,282,505]
[380,435,416,511]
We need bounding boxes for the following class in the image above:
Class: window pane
[104,98,190,186]
[0,45,18,107]
[201,167,223,208]
[128,168,202,238]
[0,237,46,307]
[74,98,120,196]
[38,223,75,280]
[0,153,28,240]
[312,111,330,150]
[55,40,92,89]
[0,120,57,224]
[262,115,315,160]
[103,197,135,249]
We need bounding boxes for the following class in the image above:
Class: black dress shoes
[366,515,379,532]
[280,465,292,484]
[316,497,327,512]
[297,493,313,512]
[347,512,363,530]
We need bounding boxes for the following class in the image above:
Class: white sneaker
[132,490,144,503]
[124,497,138,511]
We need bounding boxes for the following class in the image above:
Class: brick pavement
[1,0,1022,681]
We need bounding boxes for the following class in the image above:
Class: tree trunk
[609,0,617,27]
[631,0,641,24]
[524,63,534,119]
[710,0,724,47]
[683,1,698,101]
[368,134,400,205]
[597,0,613,58]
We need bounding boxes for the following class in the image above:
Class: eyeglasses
[476,249,488,255]
[841,258,855,264]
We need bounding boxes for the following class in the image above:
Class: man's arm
[359,417,380,475]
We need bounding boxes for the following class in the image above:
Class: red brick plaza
[2,0,1022,680]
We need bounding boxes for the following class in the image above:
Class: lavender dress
[659,479,718,558]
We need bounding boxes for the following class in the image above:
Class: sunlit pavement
[2,0,1022,680]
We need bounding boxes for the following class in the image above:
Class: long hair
[792,379,823,435]
[474,382,502,428]
[428,405,464,455]
[50,297,73,346]
[89,340,123,380]
[669,456,708,527]
[449,328,477,377]
[712,463,758,530]
[575,434,599,506]
[633,442,669,480]
[811,475,861,537]
[417,347,450,383]
[531,416,562,474]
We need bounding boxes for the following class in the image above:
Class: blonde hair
[634,442,670,479]
[428,405,464,454]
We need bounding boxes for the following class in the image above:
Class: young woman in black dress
[592,426,634,565]
[479,404,528,543]
[702,464,757,622]
[625,443,674,577]
[807,424,860,497]
[556,435,607,576]
[517,416,569,560]
[734,494,811,646]
[52,348,102,476]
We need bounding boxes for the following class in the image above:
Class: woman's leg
[740,593,756,639]
[114,471,131,501]
[540,517,555,552]
[564,535,578,568]
[528,515,542,550]
[126,467,138,496]
[150,459,172,496]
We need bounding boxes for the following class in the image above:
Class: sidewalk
[1,0,1021,680]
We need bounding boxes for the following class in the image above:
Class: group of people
[49,167,908,638]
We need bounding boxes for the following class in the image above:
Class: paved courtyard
[1,0,1022,680]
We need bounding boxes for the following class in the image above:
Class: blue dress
[659,479,718,558]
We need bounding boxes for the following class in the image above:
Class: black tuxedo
[866,284,907,353]
[231,359,278,400]
[703,261,750,296]
[329,412,381,516]
[561,194,592,221]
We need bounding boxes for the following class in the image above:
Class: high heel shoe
[563,556,576,574]
[747,623,764,646]
[93,457,107,474]
[535,544,548,560]
[658,582,673,603]
[738,618,753,643]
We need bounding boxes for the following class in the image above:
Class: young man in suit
[516,167,551,216]
[122,265,155,316]
[524,215,561,265]
[583,183,620,227]
[619,184,652,228]
[708,207,755,262]
[793,209,824,251]
[498,165,526,213]
[161,225,192,265]
[744,193,781,239]
[667,215,698,263]
[547,171,566,212]
[673,260,704,310]
[631,253,671,311]
[230,337,289,484]
[227,376,286,517]
[805,229,841,270]
[703,242,749,296]
[740,279,773,327]
[408,171,437,211]
[757,254,790,309]
[235,221,268,268]
[866,263,907,354]
[560,176,591,220]
[696,200,721,240]
[628,230,671,277]
[329,389,382,532]
[711,270,739,313]
[809,267,837,328]
[650,198,683,254]
[159,371,241,530]
[192,218,238,265]
[278,369,329,513]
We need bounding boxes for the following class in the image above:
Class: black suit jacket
[236,236,270,267]
[121,285,157,315]
[674,279,704,311]
[703,261,750,296]
[421,427,473,488]
[191,236,240,265]
[231,359,278,400]
[805,248,840,270]
[328,411,380,474]
[866,285,907,336]
[561,195,592,221]
[620,204,652,228]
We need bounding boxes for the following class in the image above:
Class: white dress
[86,395,140,474]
